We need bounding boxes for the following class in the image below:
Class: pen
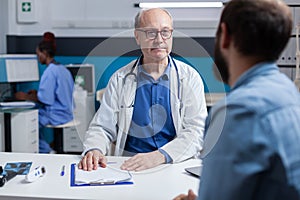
[60,165,65,176]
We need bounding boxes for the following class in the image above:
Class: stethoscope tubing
[123,55,181,101]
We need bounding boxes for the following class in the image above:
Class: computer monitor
[0,54,39,83]
[66,64,95,94]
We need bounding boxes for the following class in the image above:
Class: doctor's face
[135,8,173,64]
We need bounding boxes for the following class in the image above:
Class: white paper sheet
[75,165,132,184]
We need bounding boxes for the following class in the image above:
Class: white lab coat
[83,58,207,163]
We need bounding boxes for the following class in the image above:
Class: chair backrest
[96,88,106,103]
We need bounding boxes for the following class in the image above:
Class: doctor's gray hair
[134,8,173,28]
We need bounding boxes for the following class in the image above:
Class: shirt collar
[231,61,278,90]
[137,56,171,81]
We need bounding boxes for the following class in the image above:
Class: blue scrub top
[38,63,74,126]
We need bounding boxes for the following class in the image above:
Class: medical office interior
[0,0,299,199]
[0,0,299,163]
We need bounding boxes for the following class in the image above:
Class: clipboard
[70,163,134,187]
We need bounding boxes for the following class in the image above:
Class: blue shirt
[124,60,176,162]
[38,63,74,126]
[199,62,300,200]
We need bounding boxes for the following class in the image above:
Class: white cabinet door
[11,110,39,153]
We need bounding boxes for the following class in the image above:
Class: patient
[174,0,300,199]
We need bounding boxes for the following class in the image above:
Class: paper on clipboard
[75,165,132,185]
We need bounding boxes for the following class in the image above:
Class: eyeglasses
[136,29,173,40]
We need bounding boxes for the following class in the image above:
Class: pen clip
[89,180,116,185]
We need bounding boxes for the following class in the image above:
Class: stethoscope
[122,55,181,108]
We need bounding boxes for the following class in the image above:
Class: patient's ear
[220,22,231,49]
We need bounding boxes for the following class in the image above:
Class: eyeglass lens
[144,30,172,39]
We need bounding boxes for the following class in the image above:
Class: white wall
[2,0,300,53]
[0,0,8,54]
[7,0,223,38]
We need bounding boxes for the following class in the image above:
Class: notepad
[70,164,133,186]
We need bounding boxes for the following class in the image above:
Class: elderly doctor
[78,8,207,172]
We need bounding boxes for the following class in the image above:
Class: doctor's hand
[78,150,107,171]
[120,150,165,171]
[173,189,197,200]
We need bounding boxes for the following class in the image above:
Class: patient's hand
[173,189,197,200]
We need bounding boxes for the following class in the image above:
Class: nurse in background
[15,32,74,153]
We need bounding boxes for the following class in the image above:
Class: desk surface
[0,152,201,200]
[0,101,36,112]
[0,107,35,113]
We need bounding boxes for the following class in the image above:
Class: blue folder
[70,163,134,187]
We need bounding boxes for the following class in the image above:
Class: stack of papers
[0,101,36,108]
[74,165,133,186]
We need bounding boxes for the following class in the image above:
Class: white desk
[0,152,201,200]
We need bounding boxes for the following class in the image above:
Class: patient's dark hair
[217,0,292,61]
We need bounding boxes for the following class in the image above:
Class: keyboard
[2,97,24,102]
[0,101,36,108]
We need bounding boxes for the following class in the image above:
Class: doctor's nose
[154,32,164,42]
